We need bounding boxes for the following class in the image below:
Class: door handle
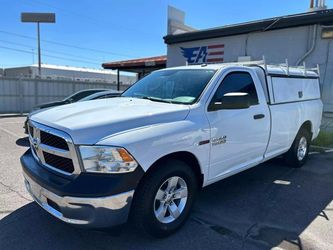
[253,114,265,120]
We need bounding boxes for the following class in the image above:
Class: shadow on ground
[1,153,332,250]
[15,137,29,147]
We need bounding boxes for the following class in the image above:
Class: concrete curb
[0,114,27,118]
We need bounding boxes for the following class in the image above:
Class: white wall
[4,66,136,85]
[0,77,128,113]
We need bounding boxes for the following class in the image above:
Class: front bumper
[23,172,134,227]
[21,149,144,228]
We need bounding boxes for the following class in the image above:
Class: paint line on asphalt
[311,145,333,150]
[0,126,20,139]
[0,121,24,124]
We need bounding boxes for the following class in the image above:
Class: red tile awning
[102,55,167,74]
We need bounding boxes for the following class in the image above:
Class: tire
[285,127,311,168]
[130,159,198,238]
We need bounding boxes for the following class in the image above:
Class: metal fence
[0,77,129,113]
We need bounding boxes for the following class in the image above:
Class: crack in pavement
[0,180,32,202]
[191,215,242,238]
[242,223,258,250]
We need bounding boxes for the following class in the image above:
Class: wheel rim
[297,136,308,161]
[153,176,188,224]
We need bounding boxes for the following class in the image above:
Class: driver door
[206,70,270,180]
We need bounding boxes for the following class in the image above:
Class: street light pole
[37,22,41,76]
[21,12,56,77]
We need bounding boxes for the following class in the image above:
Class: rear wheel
[285,128,311,168]
[130,159,198,238]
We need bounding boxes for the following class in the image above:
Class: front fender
[97,120,210,181]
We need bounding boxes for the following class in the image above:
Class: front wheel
[285,128,311,168]
[130,159,198,237]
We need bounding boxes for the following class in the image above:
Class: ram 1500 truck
[21,63,323,237]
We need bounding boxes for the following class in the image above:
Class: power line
[0,39,103,62]
[0,30,136,58]
[0,45,101,65]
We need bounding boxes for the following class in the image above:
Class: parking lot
[0,116,332,249]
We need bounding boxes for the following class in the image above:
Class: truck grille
[28,121,81,175]
[40,131,69,150]
[43,152,75,173]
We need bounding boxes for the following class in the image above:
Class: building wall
[4,67,33,78]
[4,66,136,85]
[167,25,333,112]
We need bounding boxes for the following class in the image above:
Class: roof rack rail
[217,59,265,66]
[190,56,320,77]
[259,56,320,76]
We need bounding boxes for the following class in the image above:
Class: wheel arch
[139,151,204,190]
[299,120,313,138]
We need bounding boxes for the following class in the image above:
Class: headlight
[79,146,138,173]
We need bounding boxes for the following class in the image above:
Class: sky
[0,0,332,69]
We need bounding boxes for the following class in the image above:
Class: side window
[210,72,259,107]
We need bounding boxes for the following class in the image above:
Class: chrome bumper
[23,172,134,228]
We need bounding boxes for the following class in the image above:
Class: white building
[3,64,136,85]
[164,4,333,113]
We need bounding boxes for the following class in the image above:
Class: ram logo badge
[211,136,227,145]
[32,137,40,151]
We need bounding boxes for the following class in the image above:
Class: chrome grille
[28,125,34,137]
[28,121,81,176]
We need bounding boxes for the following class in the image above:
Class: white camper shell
[259,65,321,104]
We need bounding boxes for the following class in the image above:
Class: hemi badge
[198,140,210,146]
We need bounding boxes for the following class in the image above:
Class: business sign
[21,13,56,23]
[181,44,224,64]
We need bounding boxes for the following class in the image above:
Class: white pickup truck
[21,63,322,237]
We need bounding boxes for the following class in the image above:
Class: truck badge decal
[211,136,227,146]
[181,44,224,64]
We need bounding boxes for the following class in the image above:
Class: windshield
[122,69,216,104]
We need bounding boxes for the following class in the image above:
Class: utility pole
[117,69,120,91]
[37,22,41,76]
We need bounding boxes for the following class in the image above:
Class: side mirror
[208,92,251,111]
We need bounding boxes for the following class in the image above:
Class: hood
[35,100,68,110]
[30,97,190,144]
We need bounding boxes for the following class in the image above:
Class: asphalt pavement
[0,117,332,250]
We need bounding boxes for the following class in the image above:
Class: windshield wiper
[140,96,173,104]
